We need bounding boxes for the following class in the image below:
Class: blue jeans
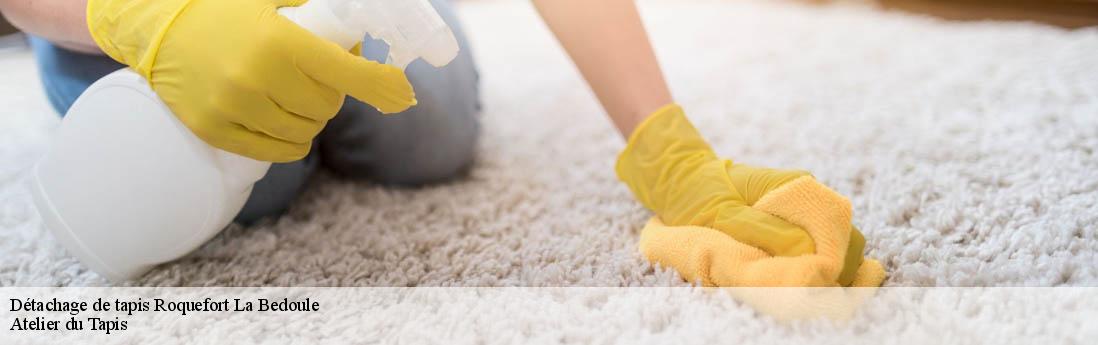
[30,0,479,223]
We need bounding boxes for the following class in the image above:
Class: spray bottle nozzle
[281,0,460,71]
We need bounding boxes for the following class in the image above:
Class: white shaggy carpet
[2,0,1097,287]
[1,1,1097,340]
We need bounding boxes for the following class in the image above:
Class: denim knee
[28,35,124,115]
[234,152,319,224]
[318,0,480,186]
[320,95,479,186]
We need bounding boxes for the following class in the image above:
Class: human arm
[532,0,670,137]
[0,0,99,53]
[532,0,882,287]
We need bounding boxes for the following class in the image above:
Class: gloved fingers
[304,49,415,114]
[269,0,309,8]
[204,85,326,146]
[710,205,815,257]
[725,164,811,206]
[837,225,867,286]
[646,160,744,224]
[725,175,868,287]
[243,98,328,146]
[282,21,417,114]
[322,59,415,114]
[350,42,363,57]
[194,119,312,163]
[266,69,346,122]
[707,200,866,286]
[647,160,806,222]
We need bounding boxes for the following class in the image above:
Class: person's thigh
[320,0,481,186]
[28,35,124,114]
[29,35,315,224]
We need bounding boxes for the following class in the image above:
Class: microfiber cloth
[639,176,885,287]
[616,104,886,289]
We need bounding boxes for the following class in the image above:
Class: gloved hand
[87,0,417,162]
[616,104,884,287]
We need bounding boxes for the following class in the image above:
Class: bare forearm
[0,0,99,53]
[533,0,673,137]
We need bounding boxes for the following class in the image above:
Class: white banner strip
[1,287,1095,344]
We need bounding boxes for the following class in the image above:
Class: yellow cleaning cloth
[638,176,885,287]
[617,104,886,289]
[637,176,885,320]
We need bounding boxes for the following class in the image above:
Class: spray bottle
[29,0,460,281]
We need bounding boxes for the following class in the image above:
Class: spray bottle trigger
[385,48,416,71]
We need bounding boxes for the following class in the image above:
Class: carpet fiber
[2,0,1096,287]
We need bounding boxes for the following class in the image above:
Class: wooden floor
[877,0,1098,28]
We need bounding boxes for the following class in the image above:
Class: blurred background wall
[0,0,1094,44]
[1,1,1095,33]
[878,0,1098,28]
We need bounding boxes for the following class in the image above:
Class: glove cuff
[614,103,716,211]
[87,0,194,78]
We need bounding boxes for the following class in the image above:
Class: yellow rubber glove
[616,104,884,287]
[87,0,417,162]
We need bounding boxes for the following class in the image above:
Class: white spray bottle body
[30,0,459,281]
